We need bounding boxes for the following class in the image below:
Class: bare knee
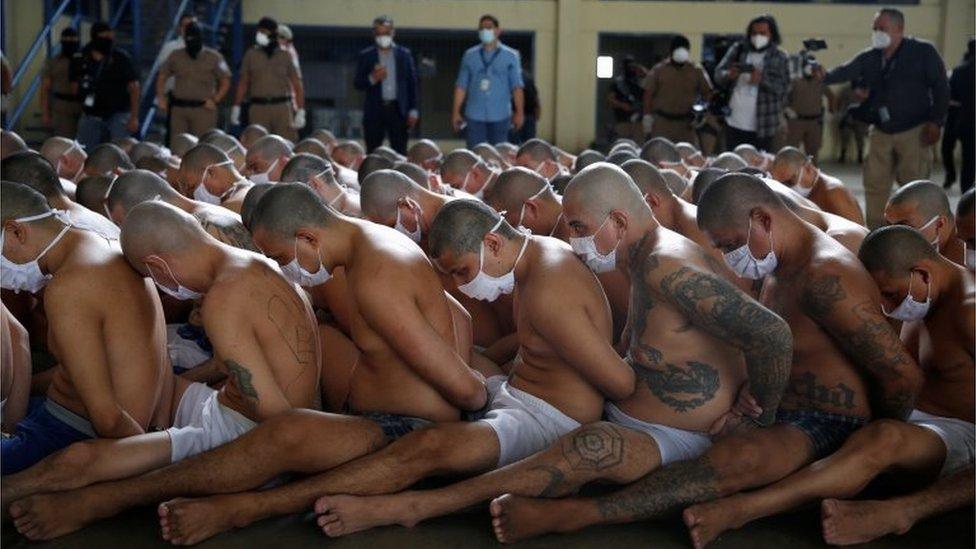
[706,440,767,493]
[555,422,650,484]
[47,440,97,476]
[847,420,904,470]
[265,410,319,454]
[391,426,451,469]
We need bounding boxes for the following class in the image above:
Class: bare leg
[7,410,383,541]
[683,420,945,548]
[165,422,499,545]
[491,424,813,543]
[822,467,975,546]
[314,422,661,537]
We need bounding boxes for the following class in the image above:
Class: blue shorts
[2,398,94,475]
[359,412,431,442]
[777,409,867,460]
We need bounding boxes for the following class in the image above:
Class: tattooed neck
[627,231,655,276]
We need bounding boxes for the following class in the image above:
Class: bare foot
[159,495,252,545]
[821,498,911,546]
[313,493,419,537]
[9,492,98,540]
[683,496,750,549]
[489,494,583,543]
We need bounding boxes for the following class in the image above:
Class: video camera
[795,38,827,77]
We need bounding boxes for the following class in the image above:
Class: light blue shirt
[456,42,524,123]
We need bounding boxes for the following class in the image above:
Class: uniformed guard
[642,35,714,146]
[785,66,833,163]
[156,22,231,138]
[40,28,83,137]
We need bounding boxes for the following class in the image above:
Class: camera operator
[786,43,834,163]
[818,8,948,229]
[608,55,647,143]
[714,14,790,152]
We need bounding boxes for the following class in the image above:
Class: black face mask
[61,40,79,57]
[262,32,278,57]
[185,35,203,59]
[93,37,113,56]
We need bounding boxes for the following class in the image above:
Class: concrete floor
[4,160,973,548]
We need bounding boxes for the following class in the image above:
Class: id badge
[878,106,891,124]
[480,78,491,92]
[83,95,95,108]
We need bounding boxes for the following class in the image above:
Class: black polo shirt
[70,45,138,117]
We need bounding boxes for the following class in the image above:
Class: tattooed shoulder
[800,272,846,319]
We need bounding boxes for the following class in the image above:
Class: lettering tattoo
[657,264,793,425]
[801,273,917,419]
[596,457,718,521]
[787,371,856,410]
[225,359,258,399]
[560,424,625,472]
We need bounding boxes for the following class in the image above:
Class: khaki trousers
[614,121,645,144]
[652,117,697,145]
[249,102,297,141]
[170,106,217,137]
[864,124,933,229]
[51,98,81,138]
[787,119,823,163]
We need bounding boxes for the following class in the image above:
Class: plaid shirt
[717,43,791,139]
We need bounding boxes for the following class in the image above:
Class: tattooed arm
[653,257,793,426]
[197,213,258,252]
[800,268,923,419]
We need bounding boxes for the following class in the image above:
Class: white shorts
[166,382,256,463]
[908,409,975,478]
[605,403,711,466]
[166,324,212,371]
[478,378,581,468]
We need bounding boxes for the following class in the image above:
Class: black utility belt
[171,98,207,108]
[654,110,694,121]
[249,96,290,105]
[53,92,81,102]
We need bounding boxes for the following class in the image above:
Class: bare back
[191,206,256,251]
[220,181,254,214]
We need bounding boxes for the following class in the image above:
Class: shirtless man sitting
[483,172,923,543]
[105,169,255,251]
[0,182,167,474]
[516,139,567,181]
[280,153,361,217]
[200,132,247,173]
[885,180,967,267]
[243,134,292,184]
[39,136,87,184]
[25,182,489,544]
[4,200,322,540]
[81,143,134,178]
[441,149,499,198]
[306,164,793,538]
[771,147,864,225]
[2,152,119,240]
[777,189,868,254]
[682,225,974,547]
[177,144,252,211]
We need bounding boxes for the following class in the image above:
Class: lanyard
[480,47,502,74]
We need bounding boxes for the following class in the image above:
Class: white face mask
[281,239,332,287]
[517,184,549,232]
[255,32,270,47]
[883,271,931,322]
[102,175,118,220]
[723,218,778,280]
[966,245,975,269]
[917,215,941,251]
[250,157,279,185]
[792,165,819,198]
[872,30,891,50]
[479,29,496,45]
[394,199,423,243]
[463,164,486,198]
[457,219,529,302]
[57,141,85,181]
[671,48,690,64]
[193,160,234,205]
[375,35,393,49]
[751,34,770,50]
[1,211,71,294]
[146,258,203,301]
[570,215,620,274]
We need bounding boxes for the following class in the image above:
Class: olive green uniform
[642,60,713,145]
[786,76,830,162]
[241,46,300,141]
[160,46,231,137]
[43,56,82,137]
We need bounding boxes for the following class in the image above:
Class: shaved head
[240,183,274,230]
[393,162,431,188]
[169,133,199,157]
[75,175,115,214]
[565,162,647,219]
[280,153,331,185]
[311,129,337,148]
[407,139,442,166]
[85,143,135,174]
[358,154,395,184]
[1,151,66,199]
[359,169,425,223]
[120,200,209,266]
[697,173,787,233]
[607,149,639,166]
[441,149,480,181]
[1,131,29,160]
[958,188,975,219]
[734,143,763,163]
[240,124,269,148]
[640,137,680,165]
[620,159,670,198]
[294,138,329,158]
[486,167,549,214]
[771,146,808,182]
[710,152,748,171]
[691,168,728,205]
[675,142,699,157]
[181,143,229,173]
[858,225,940,276]
[129,142,170,166]
[250,183,332,240]
[429,199,515,259]
[106,169,180,219]
[112,136,139,155]
[661,169,688,195]
[202,132,245,157]
[1,180,51,222]
[249,135,293,162]
[373,146,404,163]
[888,180,952,222]
[574,150,605,173]
[515,139,556,165]
[39,137,84,166]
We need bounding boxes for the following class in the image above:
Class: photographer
[715,14,790,152]
[786,44,834,163]
[820,8,948,228]
[608,55,646,142]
